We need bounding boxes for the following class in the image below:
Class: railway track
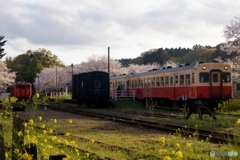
[44,104,239,145]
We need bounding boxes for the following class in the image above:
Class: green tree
[0,36,7,59]
[5,48,64,83]
[141,48,170,65]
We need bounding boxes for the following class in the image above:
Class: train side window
[165,76,169,86]
[148,79,151,87]
[175,75,178,84]
[185,74,190,85]
[141,79,144,87]
[212,73,218,82]
[134,80,137,87]
[160,77,164,86]
[199,72,209,82]
[152,78,155,87]
[156,77,160,87]
[192,73,195,84]
[222,72,231,82]
[180,75,184,85]
[170,77,173,86]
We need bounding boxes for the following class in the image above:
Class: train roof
[73,70,109,76]
[9,81,32,86]
[110,62,230,79]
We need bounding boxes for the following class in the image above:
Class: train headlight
[202,66,206,70]
[224,66,228,70]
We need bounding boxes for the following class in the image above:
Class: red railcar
[8,82,32,101]
[110,62,232,110]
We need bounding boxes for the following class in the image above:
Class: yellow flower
[158,136,165,145]
[48,128,53,134]
[14,148,19,154]
[23,122,28,127]
[175,151,183,159]
[53,119,57,123]
[65,132,70,136]
[41,124,45,129]
[86,153,89,157]
[163,156,172,160]
[236,119,240,125]
[5,152,8,158]
[38,116,42,121]
[68,119,73,124]
[51,136,57,141]
[174,143,180,148]
[71,140,76,145]
[43,129,47,134]
[90,139,95,144]
[186,142,191,148]
[18,131,23,137]
[29,119,34,125]
[22,153,32,160]
[64,139,69,145]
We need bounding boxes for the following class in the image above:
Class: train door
[174,73,179,99]
[210,69,222,98]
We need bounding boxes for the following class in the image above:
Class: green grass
[1,98,240,159]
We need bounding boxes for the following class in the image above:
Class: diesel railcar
[110,62,232,110]
[72,71,110,107]
[7,82,32,101]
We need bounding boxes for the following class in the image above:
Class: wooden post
[0,123,6,160]
[12,117,25,160]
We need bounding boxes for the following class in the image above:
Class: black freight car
[72,71,111,107]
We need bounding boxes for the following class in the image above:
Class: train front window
[199,72,209,83]
[222,72,231,83]
[94,81,101,88]
[212,73,218,82]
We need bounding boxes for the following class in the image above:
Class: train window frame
[180,75,184,86]
[160,77,164,86]
[94,81,101,88]
[140,79,143,88]
[148,78,151,87]
[222,72,231,83]
[156,77,160,87]
[152,78,155,87]
[199,72,209,83]
[192,73,195,84]
[212,73,218,83]
[170,76,173,86]
[134,79,137,87]
[185,74,190,85]
[165,76,169,86]
[175,75,178,84]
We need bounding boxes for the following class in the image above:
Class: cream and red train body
[110,62,232,109]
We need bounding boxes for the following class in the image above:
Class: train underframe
[142,97,225,113]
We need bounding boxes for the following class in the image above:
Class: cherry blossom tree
[35,54,124,92]
[221,17,240,54]
[0,60,16,91]
[127,63,160,74]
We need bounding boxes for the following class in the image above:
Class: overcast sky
[1,0,240,65]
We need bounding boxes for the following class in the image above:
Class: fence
[50,92,72,99]
[111,90,135,101]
